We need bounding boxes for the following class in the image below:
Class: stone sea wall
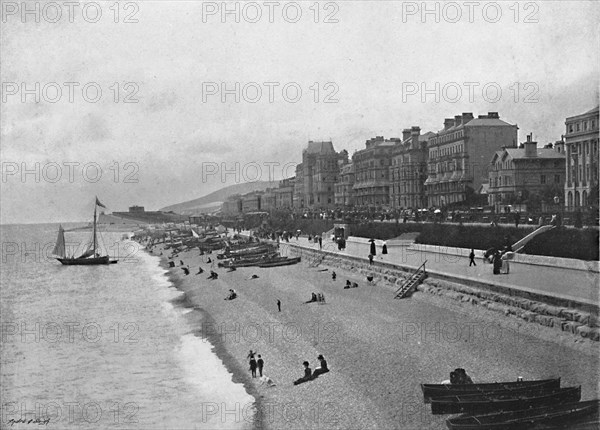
[287,245,600,342]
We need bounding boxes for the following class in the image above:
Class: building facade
[564,106,599,209]
[425,112,518,207]
[301,141,346,209]
[293,163,304,209]
[487,134,566,211]
[275,176,295,208]
[335,162,355,206]
[241,192,262,212]
[390,127,434,209]
[352,136,395,208]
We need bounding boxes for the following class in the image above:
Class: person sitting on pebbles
[293,361,312,385]
[344,280,351,289]
[312,354,329,378]
[305,292,318,304]
[208,271,218,280]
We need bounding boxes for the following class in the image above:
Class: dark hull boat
[431,386,581,415]
[445,399,599,430]
[258,256,301,267]
[422,379,561,403]
[53,197,118,266]
[57,256,114,265]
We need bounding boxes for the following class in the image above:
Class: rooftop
[304,140,336,154]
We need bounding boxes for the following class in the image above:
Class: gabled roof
[304,141,335,154]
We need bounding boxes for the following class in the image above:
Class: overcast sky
[2,1,599,223]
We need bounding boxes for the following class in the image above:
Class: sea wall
[285,244,600,342]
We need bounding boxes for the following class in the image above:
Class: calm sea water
[0,223,254,429]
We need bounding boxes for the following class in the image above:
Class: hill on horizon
[160,181,279,215]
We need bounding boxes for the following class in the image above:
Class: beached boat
[258,256,301,267]
[218,253,279,268]
[53,197,118,265]
[422,378,561,403]
[445,399,599,430]
[431,386,581,415]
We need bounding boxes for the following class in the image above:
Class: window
[576,123,580,131]
[540,175,546,184]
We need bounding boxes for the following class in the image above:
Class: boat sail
[53,197,118,265]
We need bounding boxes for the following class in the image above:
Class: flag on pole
[95,197,107,208]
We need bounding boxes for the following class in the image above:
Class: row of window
[490,174,561,187]
[567,119,597,134]
[429,143,465,159]
[430,130,465,146]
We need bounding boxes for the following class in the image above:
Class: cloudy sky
[1,1,599,223]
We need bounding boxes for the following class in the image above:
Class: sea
[0,223,255,429]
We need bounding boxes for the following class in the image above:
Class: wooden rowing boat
[445,399,599,430]
[258,257,302,267]
[431,386,581,415]
[422,378,561,403]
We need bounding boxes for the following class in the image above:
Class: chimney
[462,112,474,124]
[454,115,462,127]
[444,118,454,130]
[488,112,499,119]
[524,133,537,157]
[402,129,412,141]
[411,126,421,148]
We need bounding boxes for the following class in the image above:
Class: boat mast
[93,205,97,255]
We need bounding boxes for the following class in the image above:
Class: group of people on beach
[247,350,264,378]
[344,280,358,289]
[305,292,326,304]
[293,355,329,385]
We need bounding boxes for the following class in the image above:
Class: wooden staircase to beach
[394,261,427,299]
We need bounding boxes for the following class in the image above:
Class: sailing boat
[53,197,118,265]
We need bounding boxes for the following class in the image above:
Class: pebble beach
[149,242,599,430]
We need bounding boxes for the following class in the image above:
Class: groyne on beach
[146,241,599,430]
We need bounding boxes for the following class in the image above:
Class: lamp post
[553,195,562,227]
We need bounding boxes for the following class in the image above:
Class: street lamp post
[553,195,562,227]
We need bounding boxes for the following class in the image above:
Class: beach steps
[394,261,427,299]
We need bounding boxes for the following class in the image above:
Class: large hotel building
[564,106,599,209]
[425,112,518,207]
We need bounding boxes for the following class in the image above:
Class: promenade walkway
[260,233,599,310]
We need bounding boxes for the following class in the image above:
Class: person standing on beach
[257,355,264,377]
[368,254,374,265]
[469,249,476,266]
[318,236,322,250]
[277,299,281,312]
[249,356,257,378]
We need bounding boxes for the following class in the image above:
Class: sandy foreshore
[147,242,599,430]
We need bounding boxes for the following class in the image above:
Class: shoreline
[155,250,264,430]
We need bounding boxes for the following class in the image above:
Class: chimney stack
[462,112,474,124]
[454,115,462,127]
[554,139,565,154]
[488,112,499,119]
[402,129,412,141]
[524,133,537,157]
[444,118,454,130]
